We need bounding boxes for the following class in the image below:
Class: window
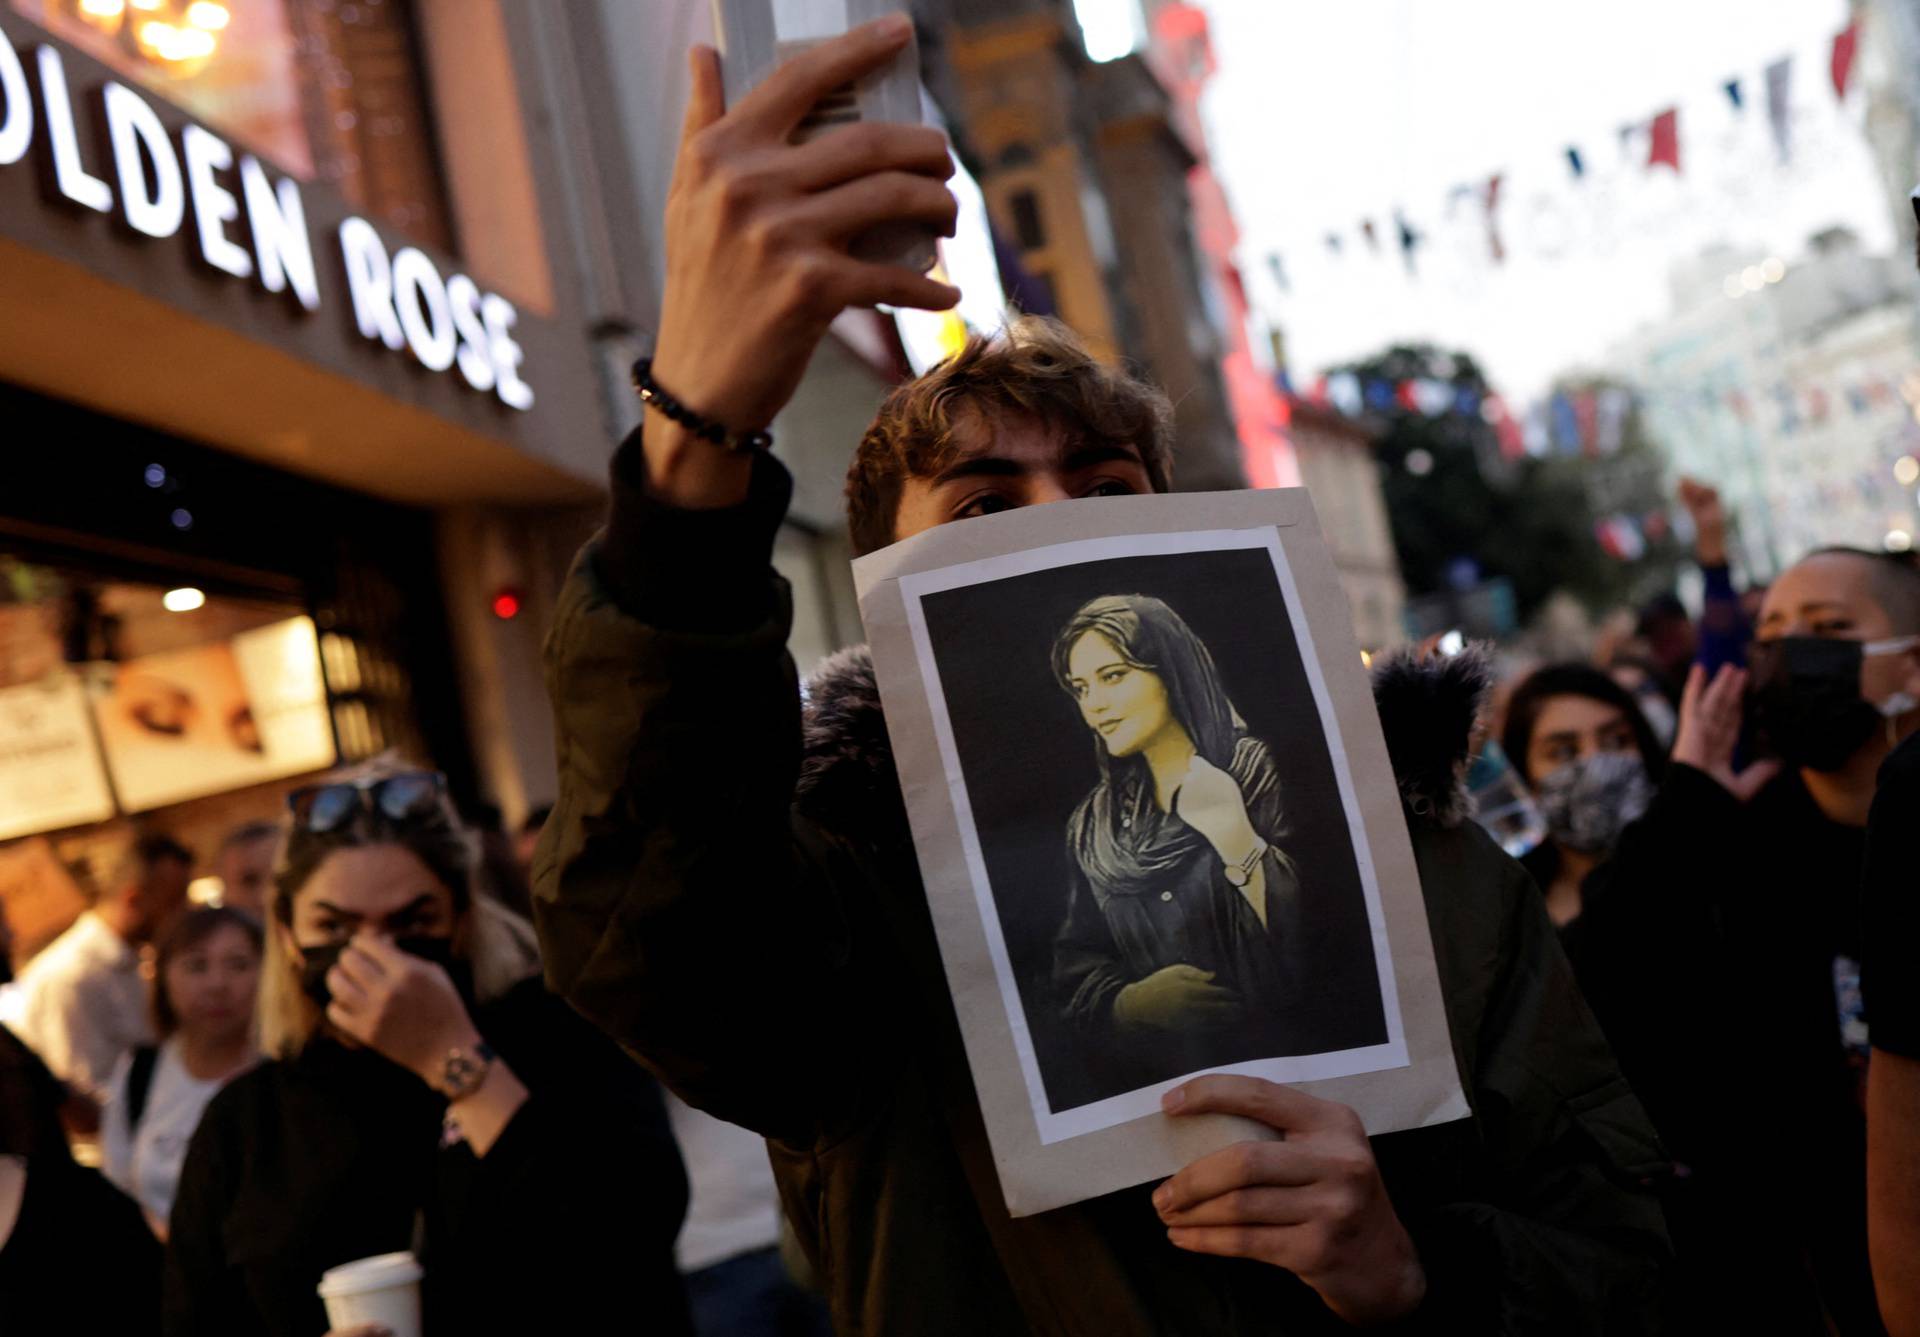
[1009,188,1046,251]
[17,0,451,249]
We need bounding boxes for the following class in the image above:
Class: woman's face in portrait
[1067,631,1174,758]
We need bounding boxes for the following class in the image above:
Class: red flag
[1648,109,1680,172]
[1483,174,1506,263]
[1574,390,1600,455]
[1832,21,1860,99]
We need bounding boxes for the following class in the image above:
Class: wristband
[632,358,773,454]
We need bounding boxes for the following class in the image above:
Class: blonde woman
[163,765,691,1337]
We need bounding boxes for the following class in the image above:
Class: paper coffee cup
[317,1251,423,1337]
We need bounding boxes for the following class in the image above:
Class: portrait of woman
[1051,595,1307,1067]
[915,543,1392,1115]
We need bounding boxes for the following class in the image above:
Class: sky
[1160,0,1901,400]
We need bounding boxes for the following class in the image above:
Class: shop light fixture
[1887,530,1914,554]
[75,0,126,33]
[1897,456,1920,487]
[185,1,229,30]
[162,586,206,612]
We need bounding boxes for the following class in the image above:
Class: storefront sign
[0,672,116,843]
[0,36,534,410]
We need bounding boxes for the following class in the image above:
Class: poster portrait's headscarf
[1052,595,1257,898]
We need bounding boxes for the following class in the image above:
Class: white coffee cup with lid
[317,1251,423,1337]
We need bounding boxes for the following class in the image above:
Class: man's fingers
[1152,1139,1320,1214]
[838,260,960,312]
[680,45,725,143]
[732,16,912,139]
[1703,665,1746,722]
[1163,1074,1353,1136]
[1165,1224,1287,1265]
[1732,759,1783,801]
[787,122,954,191]
[1679,662,1706,723]
[1157,1185,1317,1228]
[789,172,960,243]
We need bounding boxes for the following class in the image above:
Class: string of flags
[1291,352,1920,562]
[1269,18,1862,286]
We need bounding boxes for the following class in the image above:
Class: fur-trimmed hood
[795,642,1492,839]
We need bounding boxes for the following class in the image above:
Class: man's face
[135,857,192,942]
[891,410,1154,544]
[216,835,278,915]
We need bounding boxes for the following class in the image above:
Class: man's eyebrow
[310,901,359,919]
[1062,443,1144,473]
[929,455,1029,488]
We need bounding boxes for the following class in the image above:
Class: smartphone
[710,0,939,273]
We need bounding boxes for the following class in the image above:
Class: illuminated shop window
[16,0,451,249]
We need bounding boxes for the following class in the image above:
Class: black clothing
[1572,763,1880,1333]
[0,1158,161,1336]
[1865,731,1920,1059]
[164,977,691,1337]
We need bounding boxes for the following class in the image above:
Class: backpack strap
[125,1045,160,1132]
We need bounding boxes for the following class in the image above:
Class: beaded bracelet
[631,358,774,454]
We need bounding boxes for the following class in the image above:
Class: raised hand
[1155,1075,1425,1326]
[645,19,961,507]
[1677,476,1729,567]
[325,934,482,1089]
[1673,662,1779,801]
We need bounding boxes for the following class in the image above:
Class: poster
[854,491,1467,1216]
[92,616,336,812]
[0,672,117,842]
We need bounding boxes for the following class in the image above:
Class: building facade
[1609,231,1920,577]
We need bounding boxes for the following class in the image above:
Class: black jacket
[1572,763,1881,1334]
[163,978,692,1337]
[533,445,1670,1336]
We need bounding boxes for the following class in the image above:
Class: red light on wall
[491,588,523,621]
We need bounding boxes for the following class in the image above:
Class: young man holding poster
[535,18,1667,1334]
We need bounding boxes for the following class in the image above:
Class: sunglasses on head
[287,772,448,834]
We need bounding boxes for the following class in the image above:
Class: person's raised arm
[639,19,957,510]
[534,21,959,1144]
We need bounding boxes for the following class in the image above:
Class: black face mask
[1748,637,1888,773]
[298,935,474,1009]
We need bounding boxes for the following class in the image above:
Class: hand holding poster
[854,489,1468,1215]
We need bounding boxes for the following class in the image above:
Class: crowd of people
[0,18,1916,1335]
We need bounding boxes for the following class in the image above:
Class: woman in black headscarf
[1050,595,1306,1069]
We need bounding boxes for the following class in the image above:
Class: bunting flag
[1766,57,1794,162]
[1832,21,1860,100]
[1396,212,1421,275]
[1573,390,1600,455]
[1596,388,1631,454]
[1364,379,1398,412]
[1361,219,1380,253]
[1328,373,1363,417]
[1483,174,1507,263]
[1396,379,1422,411]
[1266,252,1290,292]
[1807,385,1831,423]
[1551,393,1581,453]
[1524,403,1551,458]
[1307,375,1331,408]
[1595,516,1648,561]
[1724,77,1744,111]
[1566,146,1585,179]
[1325,233,1344,256]
[1648,108,1680,171]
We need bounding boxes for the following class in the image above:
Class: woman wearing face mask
[102,906,262,1240]
[1500,664,1665,930]
[1572,546,1920,1335]
[163,764,692,1337]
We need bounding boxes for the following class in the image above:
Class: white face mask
[1866,636,1920,718]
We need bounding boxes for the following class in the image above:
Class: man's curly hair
[843,316,1174,556]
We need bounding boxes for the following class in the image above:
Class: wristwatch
[437,1040,497,1101]
[1223,841,1268,888]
